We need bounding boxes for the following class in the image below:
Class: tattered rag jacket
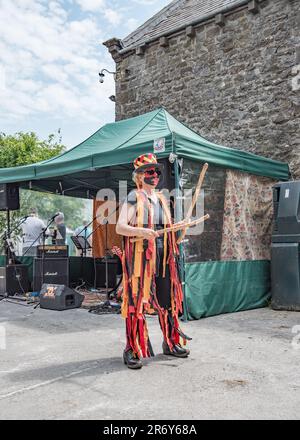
[121,189,187,357]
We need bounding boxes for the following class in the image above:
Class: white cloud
[75,0,105,12]
[0,0,172,146]
[41,64,69,83]
[133,0,161,4]
[0,65,6,92]
[126,17,139,31]
[0,0,116,133]
[104,9,122,25]
[48,1,69,20]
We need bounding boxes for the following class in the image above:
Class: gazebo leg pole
[174,158,188,321]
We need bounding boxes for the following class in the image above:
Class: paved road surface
[0,301,299,419]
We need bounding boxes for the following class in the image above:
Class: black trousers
[155,239,172,310]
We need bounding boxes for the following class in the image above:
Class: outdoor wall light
[109,95,116,102]
[98,68,116,83]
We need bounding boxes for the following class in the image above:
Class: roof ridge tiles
[120,0,249,51]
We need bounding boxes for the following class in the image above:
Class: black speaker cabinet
[39,284,84,311]
[0,265,29,296]
[33,258,69,292]
[272,180,300,242]
[95,258,118,288]
[271,243,300,311]
[0,183,20,211]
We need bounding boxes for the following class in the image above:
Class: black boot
[123,349,143,369]
[162,341,190,358]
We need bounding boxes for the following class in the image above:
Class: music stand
[71,235,91,256]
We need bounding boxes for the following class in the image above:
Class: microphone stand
[23,215,58,290]
[0,215,31,299]
[41,216,59,289]
[75,214,99,250]
[0,216,28,242]
[73,208,118,288]
[72,211,105,260]
[1,216,28,266]
[75,200,123,243]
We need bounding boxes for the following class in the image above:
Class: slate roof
[122,0,248,50]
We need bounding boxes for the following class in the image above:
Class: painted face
[142,166,161,187]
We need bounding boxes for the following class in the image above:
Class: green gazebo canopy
[0,108,289,198]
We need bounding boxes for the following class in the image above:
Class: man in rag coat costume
[116,153,191,370]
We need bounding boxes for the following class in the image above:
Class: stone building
[104,0,300,178]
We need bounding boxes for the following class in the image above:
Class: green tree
[0,132,90,252]
[0,132,64,167]
[20,191,89,230]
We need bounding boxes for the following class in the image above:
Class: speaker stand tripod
[0,212,29,298]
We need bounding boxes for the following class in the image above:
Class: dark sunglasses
[144,168,161,176]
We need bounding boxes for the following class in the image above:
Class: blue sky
[0,0,170,148]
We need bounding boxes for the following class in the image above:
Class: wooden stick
[177,162,209,244]
[130,214,210,243]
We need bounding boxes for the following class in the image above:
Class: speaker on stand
[0,184,20,211]
[0,184,20,264]
[0,184,27,297]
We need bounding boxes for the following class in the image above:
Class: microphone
[18,215,30,224]
[50,212,60,220]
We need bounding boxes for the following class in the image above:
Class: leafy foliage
[0,132,90,250]
[20,190,89,230]
[0,132,64,168]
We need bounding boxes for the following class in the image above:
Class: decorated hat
[133,153,163,173]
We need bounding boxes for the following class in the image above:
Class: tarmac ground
[0,301,299,420]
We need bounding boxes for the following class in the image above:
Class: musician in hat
[116,153,191,370]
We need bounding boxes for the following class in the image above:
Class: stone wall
[110,0,300,178]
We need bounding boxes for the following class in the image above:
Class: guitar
[111,245,123,260]
[111,246,123,299]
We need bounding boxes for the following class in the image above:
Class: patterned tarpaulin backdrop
[221,170,274,261]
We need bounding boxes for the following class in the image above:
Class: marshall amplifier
[37,245,68,258]
[33,258,69,292]
[39,284,84,311]
[0,265,29,296]
[0,183,20,211]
